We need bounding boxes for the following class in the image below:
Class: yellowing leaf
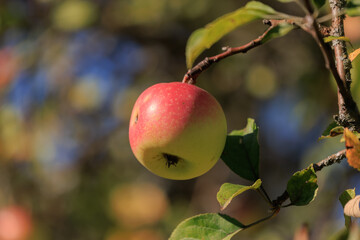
[217,179,262,210]
[344,195,360,218]
[319,121,344,140]
[323,36,351,43]
[344,128,360,170]
[350,48,360,62]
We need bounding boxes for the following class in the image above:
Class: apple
[129,82,227,180]
[0,205,33,240]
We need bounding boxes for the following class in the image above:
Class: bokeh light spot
[245,65,278,99]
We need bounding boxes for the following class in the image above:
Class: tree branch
[272,149,347,208]
[312,149,346,172]
[302,0,360,131]
[182,20,285,84]
[329,0,358,127]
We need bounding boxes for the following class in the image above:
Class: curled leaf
[344,195,360,218]
[217,179,262,210]
[344,128,360,170]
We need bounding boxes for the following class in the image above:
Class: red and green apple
[129,82,227,180]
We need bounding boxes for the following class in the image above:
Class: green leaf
[286,165,318,206]
[169,213,245,240]
[186,1,280,68]
[217,179,262,210]
[346,7,360,16]
[319,121,344,140]
[260,22,295,43]
[278,0,325,10]
[324,36,351,43]
[346,0,360,16]
[312,0,326,9]
[221,118,260,181]
[339,189,356,229]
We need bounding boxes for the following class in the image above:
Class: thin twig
[257,188,272,206]
[272,190,290,209]
[271,149,347,208]
[182,20,290,84]
[260,185,272,205]
[244,209,279,228]
[313,149,346,172]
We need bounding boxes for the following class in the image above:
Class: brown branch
[182,20,285,84]
[329,0,358,127]
[313,149,346,172]
[272,149,347,208]
[302,0,360,131]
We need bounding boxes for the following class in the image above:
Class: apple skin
[129,82,227,180]
[0,205,33,240]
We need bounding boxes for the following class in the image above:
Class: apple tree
[129,0,360,239]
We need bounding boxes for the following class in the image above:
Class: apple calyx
[163,153,181,168]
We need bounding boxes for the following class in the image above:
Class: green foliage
[312,0,326,9]
[319,121,344,140]
[339,189,356,229]
[323,36,351,43]
[260,22,295,43]
[221,118,260,181]
[278,0,325,10]
[185,1,281,68]
[286,165,318,206]
[169,213,245,240]
[346,0,360,16]
[217,179,262,210]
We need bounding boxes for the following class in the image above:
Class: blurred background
[0,0,360,239]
